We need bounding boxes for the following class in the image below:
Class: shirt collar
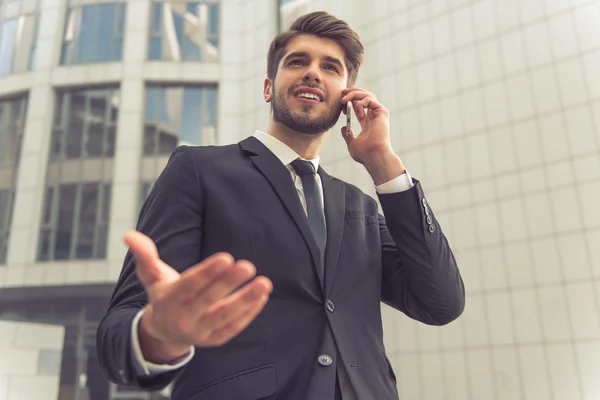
[252,130,320,172]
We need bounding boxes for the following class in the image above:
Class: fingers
[341,89,383,119]
[341,126,355,145]
[175,252,237,302]
[196,277,273,346]
[190,259,258,309]
[125,231,180,287]
[205,294,270,346]
[342,87,378,99]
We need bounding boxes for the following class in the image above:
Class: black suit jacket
[97,136,465,400]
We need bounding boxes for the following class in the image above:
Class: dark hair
[267,11,364,87]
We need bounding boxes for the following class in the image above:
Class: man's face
[265,35,348,135]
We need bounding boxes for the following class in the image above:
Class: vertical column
[6,0,67,269]
[217,0,244,145]
[252,0,277,131]
[106,0,151,279]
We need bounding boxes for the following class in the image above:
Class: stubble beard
[271,86,342,135]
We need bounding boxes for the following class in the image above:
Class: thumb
[124,231,179,288]
[341,126,355,146]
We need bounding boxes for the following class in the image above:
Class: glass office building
[0,0,228,398]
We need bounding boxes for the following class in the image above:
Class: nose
[302,63,321,84]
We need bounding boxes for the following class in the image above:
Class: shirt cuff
[131,308,195,377]
[375,169,414,194]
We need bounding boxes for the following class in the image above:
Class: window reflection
[40,87,116,262]
[38,182,111,261]
[143,85,217,155]
[0,14,38,75]
[61,2,126,65]
[0,94,27,264]
[52,88,119,160]
[148,0,219,62]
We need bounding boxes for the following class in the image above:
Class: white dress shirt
[131,129,414,376]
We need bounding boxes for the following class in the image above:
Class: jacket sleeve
[378,178,465,325]
[96,145,204,391]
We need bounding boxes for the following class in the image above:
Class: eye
[290,59,304,66]
[324,64,339,72]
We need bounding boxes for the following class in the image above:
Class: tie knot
[291,159,316,177]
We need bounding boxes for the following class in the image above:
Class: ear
[263,78,273,103]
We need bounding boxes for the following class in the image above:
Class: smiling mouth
[294,91,323,102]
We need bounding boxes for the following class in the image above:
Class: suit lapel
[319,168,345,297]
[240,137,325,287]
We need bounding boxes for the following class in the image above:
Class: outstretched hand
[125,231,273,363]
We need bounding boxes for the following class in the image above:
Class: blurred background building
[0,0,598,399]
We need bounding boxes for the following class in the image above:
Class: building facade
[1,0,600,399]
[0,0,277,398]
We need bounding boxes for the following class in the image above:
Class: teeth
[297,92,321,101]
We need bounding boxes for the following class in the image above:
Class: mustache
[287,83,328,101]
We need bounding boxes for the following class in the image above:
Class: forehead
[281,34,346,64]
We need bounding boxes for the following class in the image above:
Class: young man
[97,11,465,400]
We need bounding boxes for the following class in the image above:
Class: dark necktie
[291,159,327,270]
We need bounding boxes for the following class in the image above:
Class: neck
[266,120,326,159]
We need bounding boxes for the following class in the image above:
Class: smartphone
[345,101,352,136]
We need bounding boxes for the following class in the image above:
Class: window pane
[0,234,6,264]
[96,224,107,258]
[50,128,63,160]
[53,88,119,160]
[54,184,77,260]
[116,3,126,36]
[149,1,219,62]
[42,187,54,224]
[105,125,115,157]
[144,85,217,154]
[0,19,18,75]
[0,95,26,166]
[143,125,157,155]
[86,121,104,157]
[66,117,83,158]
[101,183,111,222]
[0,190,9,228]
[76,6,96,62]
[62,3,125,65]
[206,87,216,124]
[148,37,162,59]
[151,3,162,34]
[75,183,98,259]
[96,4,115,62]
[208,3,218,36]
[38,228,52,261]
[180,88,202,145]
[158,131,178,154]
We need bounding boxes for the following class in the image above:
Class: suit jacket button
[319,354,333,366]
[326,300,335,312]
[429,224,436,233]
[426,215,433,225]
[119,369,128,384]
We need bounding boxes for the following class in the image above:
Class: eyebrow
[283,51,345,71]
